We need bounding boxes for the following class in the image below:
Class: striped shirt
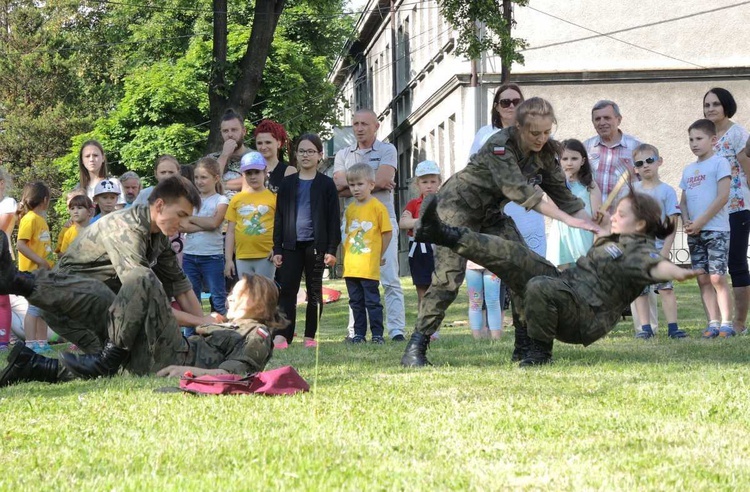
[585,132,641,204]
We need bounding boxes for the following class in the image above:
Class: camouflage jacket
[563,234,664,340]
[187,319,274,374]
[451,127,584,215]
[56,205,192,297]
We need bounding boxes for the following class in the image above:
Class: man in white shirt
[333,109,406,341]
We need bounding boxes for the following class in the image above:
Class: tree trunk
[501,0,512,82]
[207,0,228,152]
[206,0,286,153]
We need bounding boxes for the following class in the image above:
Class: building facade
[330,0,750,268]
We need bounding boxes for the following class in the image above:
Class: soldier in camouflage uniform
[0,274,279,386]
[415,191,702,365]
[0,177,206,382]
[402,98,598,367]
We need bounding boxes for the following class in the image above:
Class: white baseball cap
[93,179,122,197]
[414,160,441,177]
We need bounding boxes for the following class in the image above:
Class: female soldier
[415,192,701,366]
[402,97,599,367]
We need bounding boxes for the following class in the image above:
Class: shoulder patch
[493,146,506,156]
[257,327,269,339]
[604,244,623,259]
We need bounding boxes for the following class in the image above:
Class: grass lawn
[2,278,750,491]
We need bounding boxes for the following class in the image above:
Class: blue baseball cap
[240,151,267,172]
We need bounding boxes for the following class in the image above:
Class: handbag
[178,365,309,396]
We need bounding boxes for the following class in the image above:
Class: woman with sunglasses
[402,97,599,367]
[703,88,750,335]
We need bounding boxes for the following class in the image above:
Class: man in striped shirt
[584,100,641,206]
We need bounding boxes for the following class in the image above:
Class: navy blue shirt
[295,179,314,241]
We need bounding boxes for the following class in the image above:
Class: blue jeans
[182,254,228,315]
[345,278,383,339]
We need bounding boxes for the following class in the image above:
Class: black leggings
[729,210,750,287]
[277,241,325,342]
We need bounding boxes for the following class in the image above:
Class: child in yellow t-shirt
[224,152,277,281]
[59,194,94,256]
[343,163,393,344]
[16,181,54,353]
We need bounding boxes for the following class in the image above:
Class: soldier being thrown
[414,192,702,366]
[0,274,282,386]
[0,177,207,380]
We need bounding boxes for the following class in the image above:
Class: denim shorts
[26,304,43,317]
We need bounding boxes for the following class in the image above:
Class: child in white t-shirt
[182,157,230,318]
[632,144,684,339]
[679,119,732,338]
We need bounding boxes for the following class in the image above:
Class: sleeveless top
[267,161,289,194]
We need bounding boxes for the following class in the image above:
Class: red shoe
[304,339,318,348]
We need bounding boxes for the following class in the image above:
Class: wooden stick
[599,170,631,213]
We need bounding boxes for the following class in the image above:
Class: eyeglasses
[498,98,522,109]
[297,149,320,156]
[634,157,658,168]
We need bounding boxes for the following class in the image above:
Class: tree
[438,0,528,80]
[206,0,286,152]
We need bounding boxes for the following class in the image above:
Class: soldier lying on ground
[0,274,285,386]
[413,192,702,366]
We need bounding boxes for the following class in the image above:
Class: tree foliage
[438,0,528,65]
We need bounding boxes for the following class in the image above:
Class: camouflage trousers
[415,180,527,336]
[29,266,188,375]
[454,230,603,345]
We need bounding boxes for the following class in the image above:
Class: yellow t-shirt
[225,189,276,259]
[343,198,392,281]
[59,223,83,255]
[54,226,69,254]
[17,211,54,272]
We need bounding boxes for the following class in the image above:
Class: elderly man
[584,99,657,336]
[119,171,142,208]
[333,109,406,342]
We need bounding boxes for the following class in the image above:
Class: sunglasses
[634,157,658,168]
[498,98,522,109]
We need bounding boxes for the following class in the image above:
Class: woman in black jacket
[272,134,340,347]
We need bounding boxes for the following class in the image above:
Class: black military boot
[61,340,129,379]
[0,342,73,387]
[0,231,35,297]
[414,195,463,248]
[400,332,432,367]
[519,338,554,367]
[511,325,532,362]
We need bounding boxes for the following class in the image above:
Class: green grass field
[2,278,750,491]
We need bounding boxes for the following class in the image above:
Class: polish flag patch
[257,328,269,339]
[493,146,506,156]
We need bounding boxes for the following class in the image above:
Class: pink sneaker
[274,339,289,350]
[304,339,318,348]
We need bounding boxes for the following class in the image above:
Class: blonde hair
[516,97,557,127]
[154,155,181,176]
[195,156,224,195]
[234,274,288,331]
[346,163,375,182]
